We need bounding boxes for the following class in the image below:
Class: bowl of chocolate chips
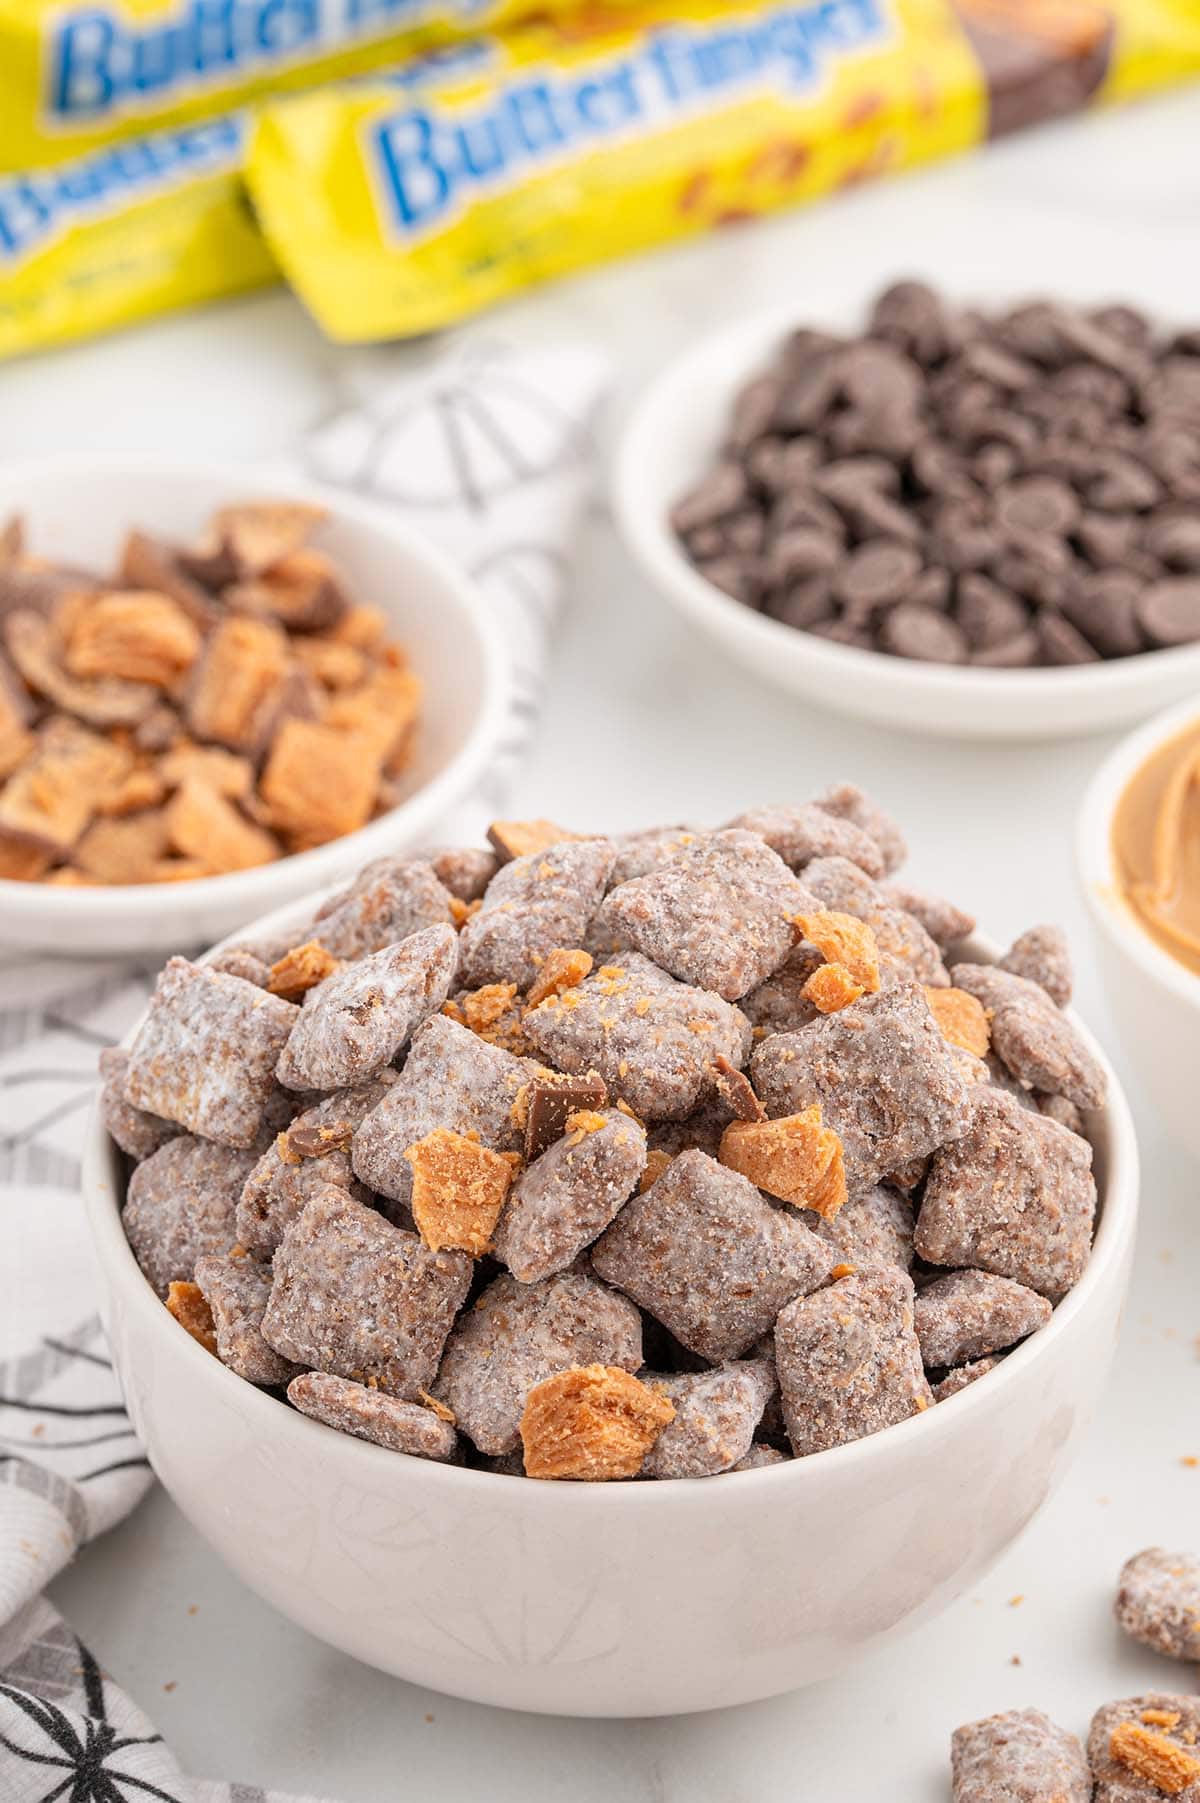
[85,786,1138,1715]
[615,281,1200,740]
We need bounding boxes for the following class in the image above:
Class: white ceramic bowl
[1078,694,1200,1158]
[614,300,1200,741]
[82,895,1139,1717]
[0,456,508,954]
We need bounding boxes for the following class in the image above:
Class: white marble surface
[3,81,1199,1798]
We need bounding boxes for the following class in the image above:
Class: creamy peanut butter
[1112,720,1200,975]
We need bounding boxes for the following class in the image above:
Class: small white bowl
[614,301,1200,741]
[1078,694,1200,1158]
[82,900,1139,1717]
[0,456,508,955]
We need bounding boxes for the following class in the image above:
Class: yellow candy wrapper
[0,0,610,175]
[246,0,1200,345]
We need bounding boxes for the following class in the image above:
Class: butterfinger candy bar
[245,0,1200,346]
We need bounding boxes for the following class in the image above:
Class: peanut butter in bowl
[1111,720,1200,977]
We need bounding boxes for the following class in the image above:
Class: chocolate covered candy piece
[521,1071,608,1160]
[591,1148,833,1363]
[914,1268,1051,1368]
[951,1708,1091,1803]
[458,838,616,990]
[261,1187,470,1398]
[1089,1695,1200,1801]
[951,962,1104,1109]
[915,1086,1096,1302]
[775,1266,932,1456]
[99,1046,180,1162]
[751,980,971,1200]
[524,951,751,1123]
[123,1135,258,1297]
[194,1253,301,1386]
[124,957,296,1149]
[589,830,812,1001]
[641,1360,775,1479]
[433,1269,642,1456]
[308,856,456,960]
[276,925,458,1090]
[288,1372,458,1461]
[1115,1549,1200,1664]
[493,1106,646,1284]
[351,1014,532,1208]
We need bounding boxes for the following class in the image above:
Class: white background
[2,80,1199,1800]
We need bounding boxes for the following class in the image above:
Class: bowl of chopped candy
[83,786,1138,1715]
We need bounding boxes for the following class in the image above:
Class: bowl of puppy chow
[85,785,1138,1716]
[615,281,1200,739]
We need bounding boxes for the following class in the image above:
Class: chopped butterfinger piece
[288,1371,458,1461]
[802,962,866,1013]
[268,940,341,1001]
[0,834,53,880]
[521,1071,609,1161]
[527,947,594,1008]
[285,1119,353,1159]
[261,718,383,847]
[328,602,387,650]
[0,653,34,780]
[796,910,882,992]
[1116,1550,1200,1664]
[165,1280,217,1356]
[1105,1718,1200,1797]
[719,1107,847,1219]
[709,1053,765,1122]
[951,1708,1091,1803]
[210,499,327,578]
[65,590,201,686]
[487,817,588,863]
[925,985,991,1058]
[493,1106,646,1283]
[442,981,526,1052]
[405,1127,516,1256]
[165,780,278,874]
[520,1364,675,1481]
[187,615,290,752]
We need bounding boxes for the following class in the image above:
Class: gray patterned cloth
[0,338,609,1798]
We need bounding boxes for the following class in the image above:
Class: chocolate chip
[970,628,1040,668]
[994,477,1080,538]
[728,375,783,453]
[1137,578,1200,647]
[879,603,968,664]
[957,575,1029,650]
[809,619,876,650]
[1143,515,1200,571]
[764,527,840,586]
[764,577,832,632]
[694,558,757,607]
[523,1072,609,1161]
[671,463,748,534]
[833,541,922,613]
[1085,454,1160,513]
[1038,613,1101,666]
[1062,572,1144,658]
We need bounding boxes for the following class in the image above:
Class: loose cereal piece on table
[124,957,296,1149]
[775,1267,932,1456]
[726,803,885,878]
[915,1087,1096,1302]
[588,831,813,1002]
[999,924,1074,1007]
[914,1269,1052,1369]
[428,844,498,902]
[951,963,1105,1111]
[803,856,949,987]
[882,881,975,949]
[99,1047,179,1162]
[719,1108,846,1219]
[641,1360,775,1479]
[236,1079,388,1258]
[951,1707,1091,1803]
[591,1148,833,1363]
[524,951,752,1123]
[288,1372,458,1462]
[1115,1550,1200,1664]
[267,940,340,1000]
[261,1187,471,1398]
[751,980,971,1201]
[123,1135,258,1296]
[813,782,907,876]
[276,926,458,1090]
[520,1364,674,1481]
[925,986,991,1058]
[458,838,616,990]
[307,856,456,960]
[405,1128,515,1256]
[194,1253,301,1386]
[806,1182,915,1274]
[165,1280,217,1355]
[729,1443,787,1471]
[520,1070,609,1160]
[1089,1695,1200,1801]
[932,1357,999,1402]
[492,1106,647,1283]
[351,1014,532,1209]
[434,1269,643,1455]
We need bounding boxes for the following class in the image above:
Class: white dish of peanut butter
[1112,720,1200,976]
